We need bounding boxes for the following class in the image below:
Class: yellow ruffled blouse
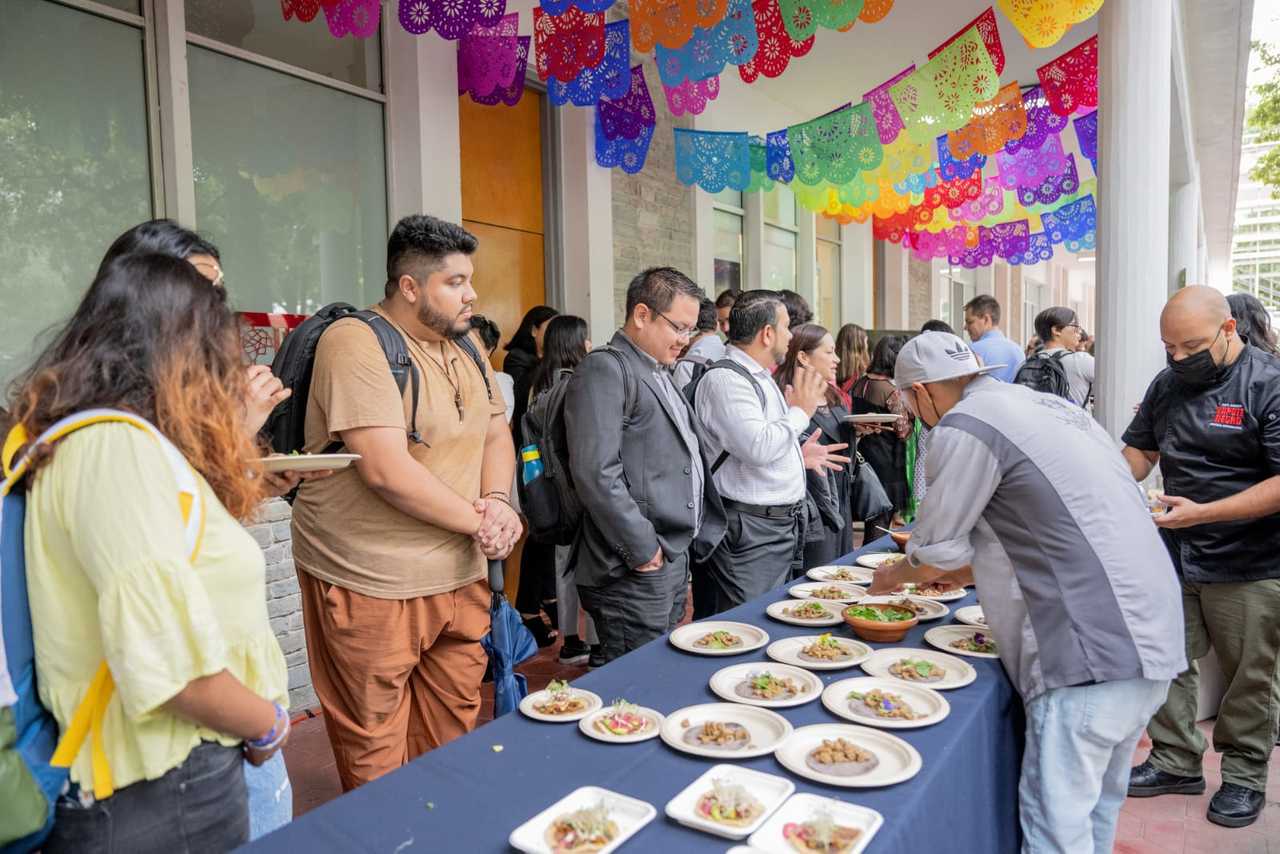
[24,424,287,793]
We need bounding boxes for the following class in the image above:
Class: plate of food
[709,663,822,709]
[766,599,842,627]
[746,792,883,854]
[579,699,664,744]
[258,452,360,473]
[859,648,977,690]
[821,677,950,730]
[508,786,655,854]
[669,621,769,656]
[884,581,967,602]
[775,724,922,788]
[843,413,901,425]
[953,605,987,629]
[661,703,793,760]
[805,565,875,585]
[787,582,867,604]
[766,634,872,671]
[858,594,950,622]
[853,552,903,570]
[519,680,603,723]
[664,765,794,841]
[925,625,1000,659]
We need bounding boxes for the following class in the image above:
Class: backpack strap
[2,410,206,801]
[695,359,768,475]
[598,347,638,422]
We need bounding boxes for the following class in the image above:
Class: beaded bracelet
[247,703,289,751]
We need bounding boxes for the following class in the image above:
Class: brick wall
[246,499,315,710]
[610,58,696,325]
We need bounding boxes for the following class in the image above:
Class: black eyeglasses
[651,308,694,339]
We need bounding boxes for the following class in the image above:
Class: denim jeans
[245,751,292,840]
[44,741,248,854]
[1020,678,1170,854]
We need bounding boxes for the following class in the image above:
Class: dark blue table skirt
[249,535,1023,853]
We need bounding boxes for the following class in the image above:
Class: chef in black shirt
[1121,286,1280,829]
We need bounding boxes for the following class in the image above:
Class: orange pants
[297,570,490,791]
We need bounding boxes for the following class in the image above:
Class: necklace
[421,342,465,420]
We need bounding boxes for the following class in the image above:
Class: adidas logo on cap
[944,341,974,363]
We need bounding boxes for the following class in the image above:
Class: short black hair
[728,290,784,344]
[868,334,907,375]
[470,314,500,352]
[778,290,813,328]
[625,266,704,320]
[920,319,955,335]
[385,214,478,297]
[715,289,737,309]
[696,298,718,332]
[97,219,220,278]
[1034,306,1077,343]
[963,294,1002,325]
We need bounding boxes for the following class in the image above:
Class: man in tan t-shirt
[291,215,519,790]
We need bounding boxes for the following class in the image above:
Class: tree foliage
[1248,42,1280,197]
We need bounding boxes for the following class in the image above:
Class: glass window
[763,185,796,229]
[0,2,152,385]
[763,225,796,291]
[189,45,388,316]
[713,208,743,293]
[816,215,841,242]
[186,0,383,90]
[713,188,744,211]
[101,0,143,12]
[816,238,840,325]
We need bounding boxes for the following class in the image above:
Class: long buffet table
[248,534,1024,852]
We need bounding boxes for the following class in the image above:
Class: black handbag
[850,451,893,522]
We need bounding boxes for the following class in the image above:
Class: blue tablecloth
[250,536,1023,853]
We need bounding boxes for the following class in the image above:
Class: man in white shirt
[692,290,829,612]
[673,298,726,390]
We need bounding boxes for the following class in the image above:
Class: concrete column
[1169,180,1200,293]
[744,192,765,290]
[881,242,910,329]
[154,0,196,224]
[1095,0,1173,438]
[840,221,874,326]
[797,210,817,306]
[557,107,616,341]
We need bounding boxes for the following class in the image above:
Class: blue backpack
[0,411,205,852]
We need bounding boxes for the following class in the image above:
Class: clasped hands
[472,496,522,559]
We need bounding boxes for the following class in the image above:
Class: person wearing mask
[1123,286,1280,829]
[565,268,726,664]
[1026,307,1095,407]
[291,215,518,791]
[868,331,1184,854]
[525,315,600,667]
[835,323,871,395]
[692,291,836,610]
[11,254,292,852]
[674,298,727,390]
[963,295,1024,382]
[1227,292,1279,356]
[849,335,911,540]
[778,289,813,329]
[715,289,737,336]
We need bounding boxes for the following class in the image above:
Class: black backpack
[683,358,768,475]
[1013,349,1071,400]
[517,348,635,545]
[265,302,489,458]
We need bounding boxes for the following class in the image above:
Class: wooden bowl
[842,603,919,643]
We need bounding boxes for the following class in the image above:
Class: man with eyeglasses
[1020,306,1095,407]
[564,267,727,665]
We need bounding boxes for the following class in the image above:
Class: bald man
[1122,285,1280,829]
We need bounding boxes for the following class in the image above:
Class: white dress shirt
[693,345,807,505]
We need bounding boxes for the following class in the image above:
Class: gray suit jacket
[564,332,727,589]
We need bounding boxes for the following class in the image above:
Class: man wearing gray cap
[868,331,1185,854]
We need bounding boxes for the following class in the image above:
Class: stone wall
[246,499,315,710]
[906,254,933,329]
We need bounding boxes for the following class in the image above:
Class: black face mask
[1167,329,1225,391]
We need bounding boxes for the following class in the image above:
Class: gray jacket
[565,332,727,589]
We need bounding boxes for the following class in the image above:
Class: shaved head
[1161,285,1237,362]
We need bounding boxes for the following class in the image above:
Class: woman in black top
[849,335,911,540]
[505,305,559,447]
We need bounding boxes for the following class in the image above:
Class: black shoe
[1127,761,1206,797]
[558,636,590,666]
[522,616,558,649]
[1207,783,1264,828]
[588,645,606,669]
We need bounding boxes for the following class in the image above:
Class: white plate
[509,785,656,854]
[747,792,883,854]
[765,599,842,627]
[854,552,905,569]
[787,581,867,604]
[821,676,950,730]
[669,621,769,656]
[578,705,664,744]
[661,703,794,760]
[924,625,1001,659]
[258,452,360,473]
[885,583,968,602]
[709,663,823,708]
[860,648,977,691]
[664,764,794,841]
[766,635,871,671]
[519,687,603,723]
[953,604,988,629]
[775,724,922,788]
[844,413,901,425]
[805,564,875,584]
[858,594,950,622]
